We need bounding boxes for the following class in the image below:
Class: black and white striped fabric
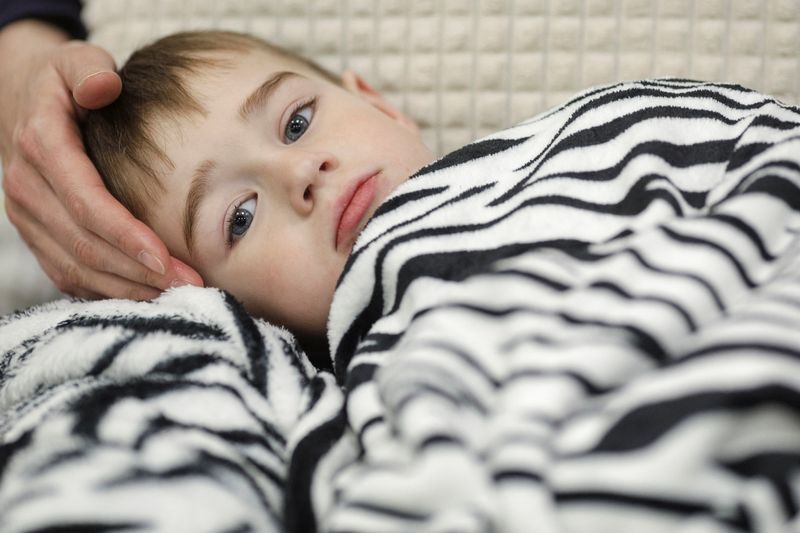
[2,79,799,532]
[0,288,333,532]
[311,79,800,532]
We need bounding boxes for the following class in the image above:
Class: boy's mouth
[334,170,380,252]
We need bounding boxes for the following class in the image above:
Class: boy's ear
[340,70,420,134]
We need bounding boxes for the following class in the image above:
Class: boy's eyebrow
[238,70,300,120]
[183,159,215,256]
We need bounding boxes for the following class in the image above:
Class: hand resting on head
[0,19,202,301]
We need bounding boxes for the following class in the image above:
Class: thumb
[53,41,122,110]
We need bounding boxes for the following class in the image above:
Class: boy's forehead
[151,46,339,190]
[173,51,329,121]
[200,47,328,82]
[174,51,303,115]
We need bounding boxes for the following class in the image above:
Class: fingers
[4,157,193,298]
[10,203,162,301]
[75,71,122,110]
[31,248,103,301]
[14,87,202,289]
[4,38,205,300]
[7,158,166,290]
[170,257,205,288]
[54,41,122,109]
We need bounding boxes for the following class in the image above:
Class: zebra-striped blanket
[1,79,799,532]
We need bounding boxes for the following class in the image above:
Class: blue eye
[226,197,256,247]
[284,100,314,143]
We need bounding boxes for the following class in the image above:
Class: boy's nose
[285,151,338,215]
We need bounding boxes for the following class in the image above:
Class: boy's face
[147,49,434,342]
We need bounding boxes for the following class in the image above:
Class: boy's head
[84,31,433,343]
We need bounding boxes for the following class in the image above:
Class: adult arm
[0,0,87,39]
[0,18,203,300]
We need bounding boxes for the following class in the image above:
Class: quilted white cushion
[83,0,800,156]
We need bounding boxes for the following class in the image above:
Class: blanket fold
[315,79,800,532]
[0,288,320,532]
[0,80,798,533]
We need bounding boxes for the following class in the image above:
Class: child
[83,31,435,354]
[21,29,800,531]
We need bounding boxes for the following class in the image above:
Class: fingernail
[170,275,203,289]
[169,278,191,289]
[171,261,204,288]
[76,71,106,89]
[138,250,166,275]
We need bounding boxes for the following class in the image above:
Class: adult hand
[0,20,203,300]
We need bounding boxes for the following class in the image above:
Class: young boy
[19,28,800,532]
[83,31,435,353]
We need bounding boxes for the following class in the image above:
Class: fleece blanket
[1,79,799,533]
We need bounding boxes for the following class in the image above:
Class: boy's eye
[226,197,256,246]
[284,101,314,144]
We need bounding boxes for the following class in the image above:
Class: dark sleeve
[0,0,86,39]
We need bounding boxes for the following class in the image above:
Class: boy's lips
[334,170,380,252]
